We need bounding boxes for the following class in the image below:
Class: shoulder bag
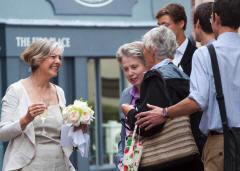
[207,44,240,171]
[139,70,199,169]
[139,116,199,169]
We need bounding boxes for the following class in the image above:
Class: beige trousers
[202,134,224,171]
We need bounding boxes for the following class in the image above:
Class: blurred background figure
[193,2,215,45]
[156,3,196,76]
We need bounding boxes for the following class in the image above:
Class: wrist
[161,107,169,118]
[20,115,32,130]
[25,113,34,122]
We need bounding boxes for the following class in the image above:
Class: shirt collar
[151,58,172,70]
[217,32,239,42]
[206,39,215,45]
[129,86,140,99]
[176,38,188,55]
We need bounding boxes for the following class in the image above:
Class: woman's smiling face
[38,48,62,78]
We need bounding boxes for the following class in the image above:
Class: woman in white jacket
[0,39,75,171]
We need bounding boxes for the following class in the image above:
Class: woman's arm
[127,71,170,136]
[0,85,23,141]
[0,85,45,141]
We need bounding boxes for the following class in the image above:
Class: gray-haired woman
[0,39,75,171]
[114,41,147,170]
[122,26,196,171]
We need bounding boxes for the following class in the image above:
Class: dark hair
[194,2,213,34]
[213,0,240,29]
[155,3,187,30]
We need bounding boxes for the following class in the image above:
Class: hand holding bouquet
[62,99,95,127]
[61,99,94,157]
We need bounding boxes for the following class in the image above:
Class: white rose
[80,112,91,124]
[69,111,81,126]
[74,100,86,108]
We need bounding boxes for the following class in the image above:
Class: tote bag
[121,125,143,171]
[140,116,199,169]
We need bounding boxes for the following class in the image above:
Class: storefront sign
[15,36,71,48]
[3,25,150,57]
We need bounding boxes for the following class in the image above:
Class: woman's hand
[20,103,46,130]
[73,124,88,133]
[121,104,134,117]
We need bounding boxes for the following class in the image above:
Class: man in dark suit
[155,3,204,171]
[156,3,196,76]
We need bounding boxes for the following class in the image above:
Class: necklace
[28,76,52,106]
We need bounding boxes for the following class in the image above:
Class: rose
[75,101,94,116]
[80,112,91,124]
[74,100,89,113]
[63,99,95,127]
[69,111,81,126]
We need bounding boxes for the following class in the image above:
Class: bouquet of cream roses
[62,99,95,126]
[61,99,94,158]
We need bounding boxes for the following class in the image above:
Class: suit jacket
[0,80,75,171]
[179,38,197,76]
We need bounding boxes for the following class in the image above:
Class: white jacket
[0,80,75,171]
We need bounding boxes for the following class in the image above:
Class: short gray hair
[116,41,145,66]
[20,39,64,72]
[142,26,178,60]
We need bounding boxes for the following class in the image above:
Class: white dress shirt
[173,38,189,69]
[189,32,240,135]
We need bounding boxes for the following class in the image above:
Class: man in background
[193,2,215,45]
[156,3,196,76]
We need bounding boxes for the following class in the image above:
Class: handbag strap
[207,44,229,131]
[127,125,139,154]
[132,125,138,140]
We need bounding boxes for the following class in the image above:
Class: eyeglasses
[157,22,171,27]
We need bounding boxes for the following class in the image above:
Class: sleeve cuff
[0,120,23,141]
[188,92,207,110]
